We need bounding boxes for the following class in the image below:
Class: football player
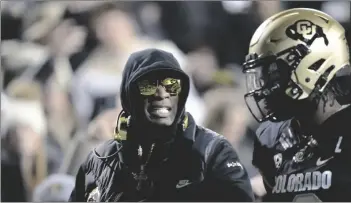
[242,8,351,201]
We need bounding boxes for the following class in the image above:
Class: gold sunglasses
[137,78,182,96]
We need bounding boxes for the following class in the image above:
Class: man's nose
[153,85,170,99]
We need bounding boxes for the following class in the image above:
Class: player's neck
[316,99,345,124]
[301,98,344,128]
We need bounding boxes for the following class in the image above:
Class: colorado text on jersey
[272,171,332,194]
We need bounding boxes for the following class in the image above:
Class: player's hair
[317,64,351,107]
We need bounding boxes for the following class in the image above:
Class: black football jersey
[253,106,351,202]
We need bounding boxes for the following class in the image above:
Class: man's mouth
[148,106,172,118]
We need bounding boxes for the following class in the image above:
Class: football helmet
[243,8,350,122]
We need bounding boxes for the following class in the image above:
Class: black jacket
[69,49,254,202]
[69,113,254,202]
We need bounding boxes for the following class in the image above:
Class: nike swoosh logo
[176,180,192,189]
[316,156,334,166]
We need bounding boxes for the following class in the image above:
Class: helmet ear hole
[308,59,326,71]
[314,65,336,91]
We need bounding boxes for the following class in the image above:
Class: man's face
[244,59,315,122]
[244,60,294,122]
[135,73,181,127]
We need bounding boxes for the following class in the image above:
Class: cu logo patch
[286,20,329,46]
[273,153,283,169]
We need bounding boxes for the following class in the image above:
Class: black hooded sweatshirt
[69,49,254,202]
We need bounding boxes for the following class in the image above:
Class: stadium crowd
[1,1,350,201]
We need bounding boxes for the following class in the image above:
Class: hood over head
[120,48,190,126]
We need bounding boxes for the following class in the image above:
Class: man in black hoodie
[69,48,254,202]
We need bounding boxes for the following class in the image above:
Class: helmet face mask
[243,8,350,123]
[243,56,296,122]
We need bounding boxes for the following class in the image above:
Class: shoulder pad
[256,120,292,149]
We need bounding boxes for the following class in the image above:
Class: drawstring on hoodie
[93,142,122,160]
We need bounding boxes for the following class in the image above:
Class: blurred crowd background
[1,1,350,201]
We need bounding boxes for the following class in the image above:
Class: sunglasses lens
[162,78,181,95]
[137,80,157,96]
[137,78,182,96]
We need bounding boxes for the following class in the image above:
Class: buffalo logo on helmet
[286,20,329,46]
